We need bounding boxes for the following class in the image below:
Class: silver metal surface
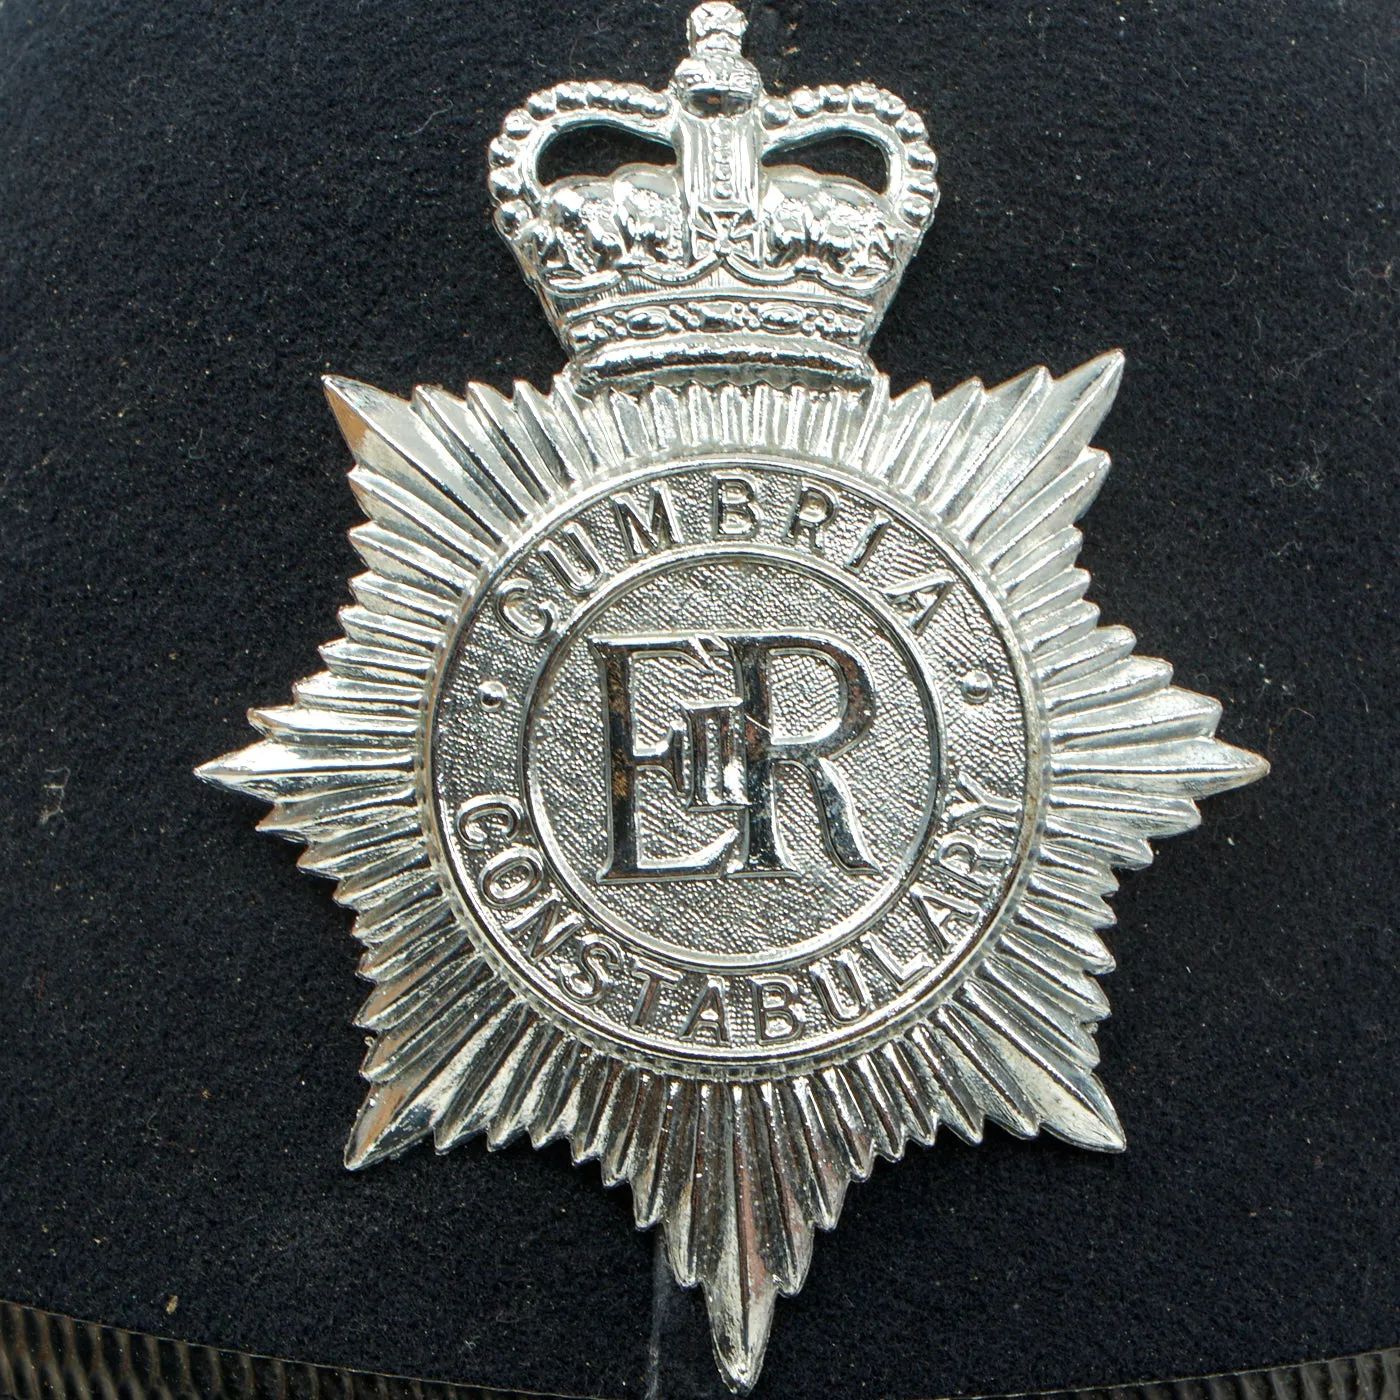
[197,4,1269,1392]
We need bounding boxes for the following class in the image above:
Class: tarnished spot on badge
[197,5,1268,1391]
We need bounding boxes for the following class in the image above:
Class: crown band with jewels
[487,2,939,388]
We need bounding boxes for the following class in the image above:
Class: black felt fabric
[2,2,1397,1398]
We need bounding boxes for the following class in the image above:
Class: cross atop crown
[487,3,939,389]
[688,1,748,52]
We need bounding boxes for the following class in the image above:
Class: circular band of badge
[431,461,1036,1074]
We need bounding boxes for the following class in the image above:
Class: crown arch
[485,4,938,390]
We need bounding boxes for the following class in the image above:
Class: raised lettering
[845,515,890,572]
[684,701,749,811]
[908,882,980,952]
[934,831,1011,899]
[495,577,555,641]
[946,771,1021,829]
[628,955,682,1028]
[557,934,623,1005]
[479,845,544,909]
[680,979,731,1043]
[711,473,761,539]
[728,634,878,875]
[612,484,683,559]
[752,976,805,1042]
[935,833,986,874]
[591,636,737,881]
[809,954,872,1024]
[882,570,956,634]
[860,929,936,990]
[456,794,525,850]
[787,483,836,553]
[591,631,879,881]
[538,522,604,596]
[506,895,582,960]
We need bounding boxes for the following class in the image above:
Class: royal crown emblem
[198,5,1268,1392]
[489,1,937,386]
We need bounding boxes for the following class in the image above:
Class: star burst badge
[198,5,1268,1391]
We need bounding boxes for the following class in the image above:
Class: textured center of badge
[430,462,1034,1067]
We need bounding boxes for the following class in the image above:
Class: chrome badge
[198,5,1269,1390]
